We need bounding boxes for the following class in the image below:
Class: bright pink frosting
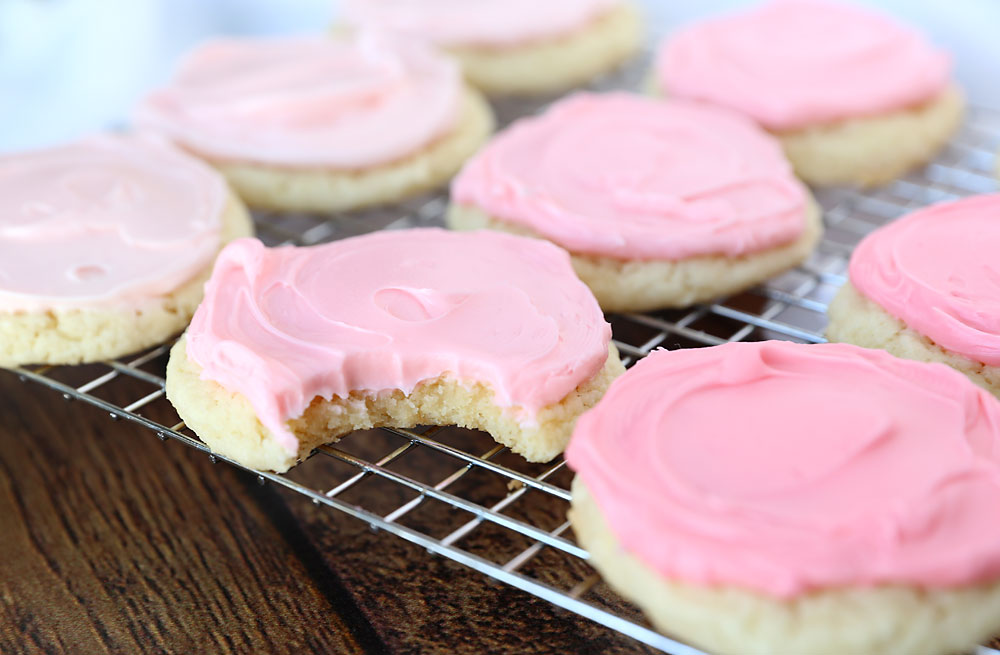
[342,0,623,47]
[133,35,462,168]
[567,341,1000,597]
[452,93,807,260]
[0,133,227,311]
[657,0,952,131]
[185,230,611,453]
[850,194,1000,367]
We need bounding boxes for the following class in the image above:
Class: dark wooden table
[0,369,657,654]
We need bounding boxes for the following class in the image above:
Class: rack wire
[6,20,1000,655]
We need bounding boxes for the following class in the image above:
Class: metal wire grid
[5,25,1000,654]
[6,108,1000,654]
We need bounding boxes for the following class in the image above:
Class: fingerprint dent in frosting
[0,134,226,311]
[185,231,612,453]
[452,93,807,261]
[134,35,463,168]
[342,0,624,47]
[566,341,1000,597]
[850,194,1000,367]
[657,0,951,130]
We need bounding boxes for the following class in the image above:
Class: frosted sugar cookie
[567,341,1000,655]
[653,0,963,187]
[165,229,622,472]
[134,35,494,212]
[448,93,821,312]
[0,134,252,367]
[828,194,1000,398]
[341,0,641,96]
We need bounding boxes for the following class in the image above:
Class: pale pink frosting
[850,194,1000,367]
[452,93,807,260]
[0,133,227,312]
[133,35,462,168]
[566,341,1000,597]
[656,0,952,131]
[342,0,623,47]
[185,230,611,453]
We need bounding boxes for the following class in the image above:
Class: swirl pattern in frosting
[566,341,1000,597]
[0,133,227,311]
[452,93,807,260]
[850,194,1000,367]
[342,0,623,47]
[656,0,951,131]
[134,35,462,168]
[185,230,611,453]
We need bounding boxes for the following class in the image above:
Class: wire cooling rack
[6,27,1000,655]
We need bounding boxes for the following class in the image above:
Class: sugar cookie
[568,341,1000,655]
[342,0,641,96]
[135,35,494,212]
[828,194,1000,397]
[449,93,821,312]
[653,0,963,187]
[0,134,252,367]
[166,229,622,472]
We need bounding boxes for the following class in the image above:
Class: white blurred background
[1,0,997,152]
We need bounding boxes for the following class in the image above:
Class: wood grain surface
[0,370,655,654]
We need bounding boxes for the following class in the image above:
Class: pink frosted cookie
[828,194,1000,398]
[134,35,494,212]
[567,341,1000,655]
[165,229,623,472]
[448,92,821,312]
[654,0,963,187]
[0,134,252,367]
[342,0,641,96]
